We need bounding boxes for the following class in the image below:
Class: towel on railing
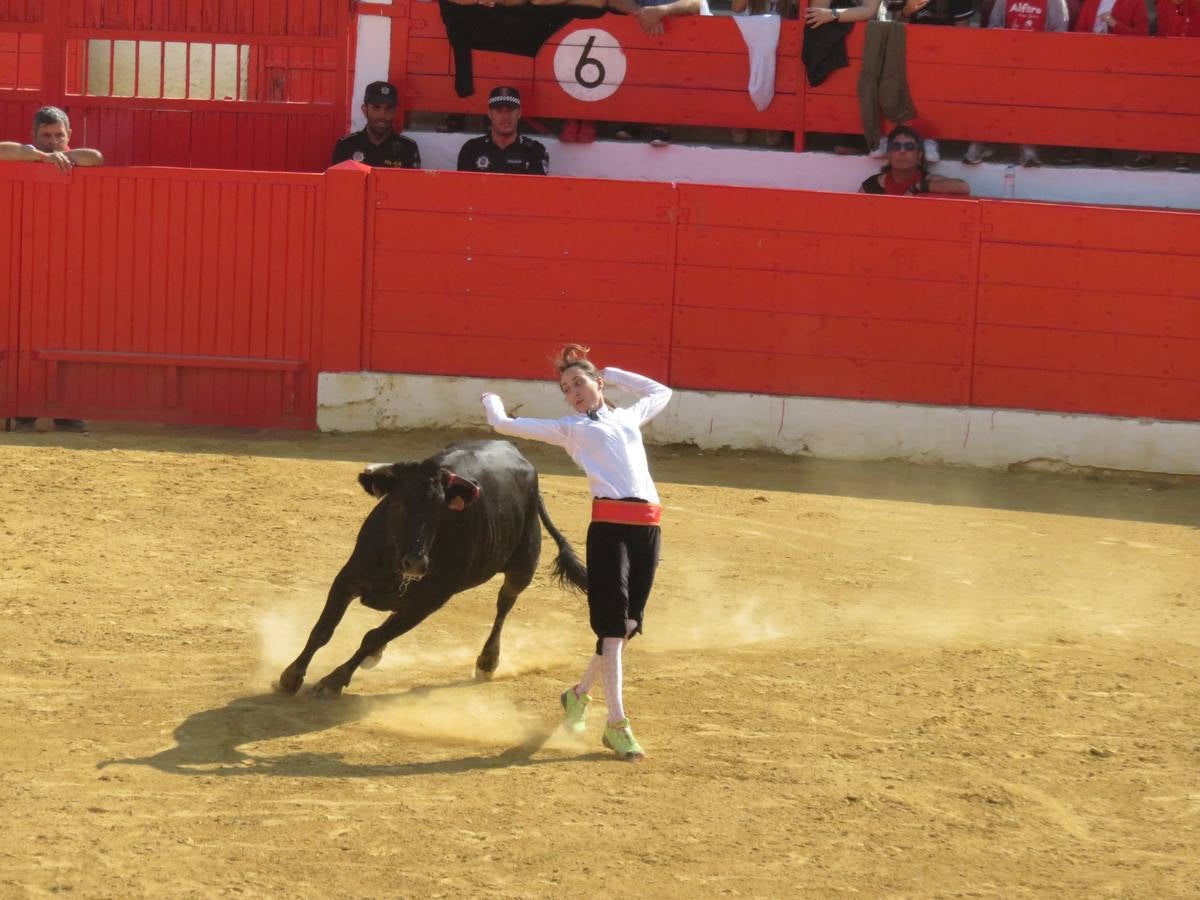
[801,20,853,88]
[733,15,781,112]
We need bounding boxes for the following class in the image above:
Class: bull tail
[537,493,588,594]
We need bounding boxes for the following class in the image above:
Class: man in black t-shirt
[331,81,420,169]
[456,86,548,176]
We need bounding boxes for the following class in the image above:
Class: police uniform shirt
[456,133,549,175]
[331,129,420,169]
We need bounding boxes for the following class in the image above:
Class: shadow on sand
[7,422,1198,528]
[99,683,609,779]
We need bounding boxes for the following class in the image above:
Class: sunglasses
[888,140,919,151]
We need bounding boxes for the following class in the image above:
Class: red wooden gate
[7,164,325,428]
[0,157,19,419]
[1,0,350,171]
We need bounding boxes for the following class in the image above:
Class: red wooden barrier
[671,183,978,404]
[405,7,801,133]
[805,26,1200,153]
[0,162,18,418]
[974,201,1200,421]
[366,168,676,383]
[395,6,1200,155]
[3,162,1199,431]
[3,163,325,428]
[1,0,350,171]
[8,3,1200,167]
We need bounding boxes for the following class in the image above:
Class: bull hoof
[310,678,344,698]
[474,652,499,681]
[277,668,304,696]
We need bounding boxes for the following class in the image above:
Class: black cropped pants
[585,521,661,655]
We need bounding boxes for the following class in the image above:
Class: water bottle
[1003,165,1016,200]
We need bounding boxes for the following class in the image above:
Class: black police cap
[487,86,521,109]
[363,81,398,106]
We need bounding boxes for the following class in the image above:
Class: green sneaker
[602,718,646,761]
[560,686,591,734]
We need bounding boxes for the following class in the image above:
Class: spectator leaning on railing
[0,105,103,173]
[603,0,708,146]
[857,124,970,195]
[0,106,99,434]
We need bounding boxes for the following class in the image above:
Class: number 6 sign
[553,29,627,102]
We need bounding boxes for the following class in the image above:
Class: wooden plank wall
[399,7,1200,154]
[367,168,676,382]
[671,184,977,405]
[406,6,800,133]
[2,164,1199,430]
[6,4,1200,166]
[975,201,1200,421]
[0,0,350,171]
[5,164,325,428]
[0,165,18,417]
[805,26,1200,153]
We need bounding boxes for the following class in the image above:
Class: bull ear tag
[442,471,481,510]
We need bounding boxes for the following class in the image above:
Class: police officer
[456,86,549,176]
[331,81,420,169]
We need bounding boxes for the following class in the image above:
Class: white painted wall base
[318,372,1200,476]
[395,132,1200,210]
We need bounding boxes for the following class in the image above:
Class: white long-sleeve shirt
[482,367,672,504]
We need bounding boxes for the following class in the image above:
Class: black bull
[278,440,588,696]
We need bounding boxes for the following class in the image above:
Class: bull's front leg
[277,569,358,695]
[310,597,445,697]
[475,573,527,680]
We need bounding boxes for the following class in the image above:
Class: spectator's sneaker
[575,120,596,143]
[559,120,579,143]
[923,139,940,164]
[1058,147,1084,165]
[54,418,88,433]
[12,417,37,432]
[869,136,888,159]
[649,128,671,147]
[1173,155,1192,173]
[963,142,991,165]
[731,128,749,145]
[1019,145,1042,168]
[1125,153,1154,170]
[1094,149,1114,167]
[613,124,635,141]
[602,718,646,761]
[560,687,591,734]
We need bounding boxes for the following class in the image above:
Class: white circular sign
[553,29,626,102]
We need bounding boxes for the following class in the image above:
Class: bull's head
[358,462,481,583]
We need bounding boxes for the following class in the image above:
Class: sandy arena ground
[1,424,1198,899]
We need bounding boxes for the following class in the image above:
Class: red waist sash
[592,499,662,526]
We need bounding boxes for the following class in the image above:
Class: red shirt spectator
[1157,0,1200,36]
[1073,0,1148,33]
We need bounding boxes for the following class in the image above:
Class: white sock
[576,652,603,697]
[601,637,626,725]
